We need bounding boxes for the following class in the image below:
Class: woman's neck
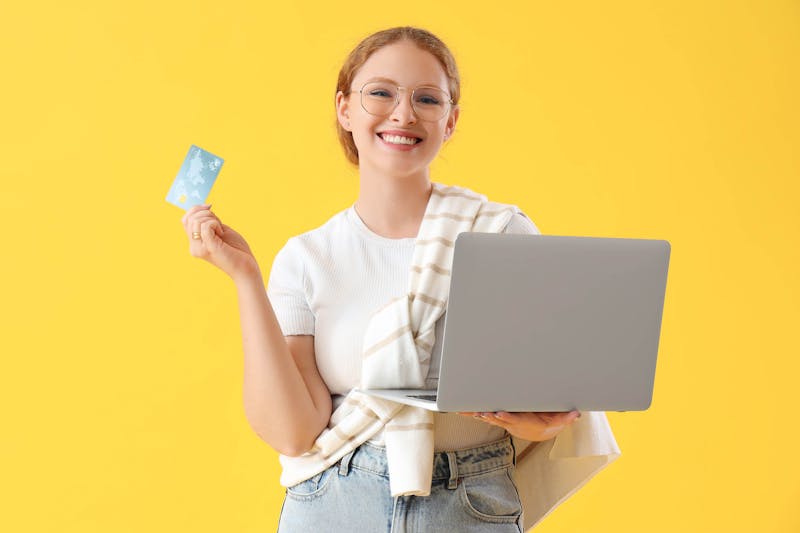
[354,168,433,239]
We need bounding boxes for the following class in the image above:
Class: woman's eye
[369,90,393,98]
[417,96,441,105]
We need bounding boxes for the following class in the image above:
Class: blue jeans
[277,436,523,532]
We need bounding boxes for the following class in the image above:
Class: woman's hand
[181,204,259,282]
[458,411,581,442]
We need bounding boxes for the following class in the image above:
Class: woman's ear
[335,91,351,131]
[444,105,460,140]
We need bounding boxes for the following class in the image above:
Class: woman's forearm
[234,269,327,456]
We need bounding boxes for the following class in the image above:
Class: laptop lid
[434,233,670,412]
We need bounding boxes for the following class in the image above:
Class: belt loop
[509,435,517,467]
[446,451,458,490]
[339,447,356,476]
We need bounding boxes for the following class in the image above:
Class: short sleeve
[266,239,315,336]
[503,211,541,236]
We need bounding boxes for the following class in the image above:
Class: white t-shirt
[267,204,541,451]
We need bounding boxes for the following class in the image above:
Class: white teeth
[381,134,419,145]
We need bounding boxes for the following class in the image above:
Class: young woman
[181,26,618,532]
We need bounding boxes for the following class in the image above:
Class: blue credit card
[166,145,224,210]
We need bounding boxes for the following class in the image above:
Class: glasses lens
[361,82,397,116]
[360,82,452,121]
[412,87,450,121]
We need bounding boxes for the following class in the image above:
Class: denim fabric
[277,436,523,533]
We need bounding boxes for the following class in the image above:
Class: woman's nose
[389,91,418,124]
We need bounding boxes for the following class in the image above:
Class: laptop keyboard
[409,394,438,401]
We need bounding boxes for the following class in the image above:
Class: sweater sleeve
[266,239,315,336]
[503,211,541,236]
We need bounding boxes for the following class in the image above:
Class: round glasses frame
[353,81,454,122]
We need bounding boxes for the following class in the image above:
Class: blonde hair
[335,27,461,166]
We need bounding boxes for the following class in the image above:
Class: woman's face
[336,40,459,178]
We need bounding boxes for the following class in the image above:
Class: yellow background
[1,1,798,531]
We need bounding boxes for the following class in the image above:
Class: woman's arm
[180,205,330,456]
[235,269,332,457]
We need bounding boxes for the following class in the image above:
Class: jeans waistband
[339,436,515,485]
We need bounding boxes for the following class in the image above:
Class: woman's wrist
[231,260,263,288]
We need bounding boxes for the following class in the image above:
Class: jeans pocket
[285,464,336,501]
[458,467,523,524]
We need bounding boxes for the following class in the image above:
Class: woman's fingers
[481,413,509,427]
[182,204,219,231]
[200,218,223,252]
[457,412,514,428]
[191,214,220,236]
[462,411,580,427]
[494,411,523,422]
[182,204,211,230]
[187,215,215,241]
[188,217,222,255]
[184,208,222,242]
[458,410,582,441]
[550,411,581,424]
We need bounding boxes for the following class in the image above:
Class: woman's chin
[361,154,429,177]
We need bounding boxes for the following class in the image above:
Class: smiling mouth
[377,133,423,145]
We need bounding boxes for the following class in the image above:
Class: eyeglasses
[354,81,453,122]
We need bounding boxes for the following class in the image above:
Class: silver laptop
[357,233,670,413]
